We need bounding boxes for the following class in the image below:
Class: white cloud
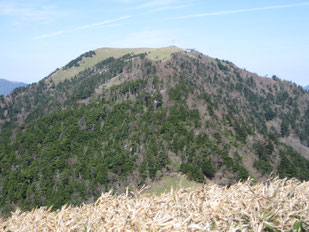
[151,4,191,12]
[119,0,135,2]
[74,16,131,30]
[34,16,131,40]
[132,0,181,9]
[107,29,175,48]
[0,2,65,23]
[33,30,65,40]
[170,2,309,19]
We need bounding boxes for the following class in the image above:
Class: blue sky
[0,0,309,86]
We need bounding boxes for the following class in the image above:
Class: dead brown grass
[1,177,308,231]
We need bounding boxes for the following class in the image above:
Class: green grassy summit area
[50,47,183,84]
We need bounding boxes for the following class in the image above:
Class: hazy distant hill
[304,85,309,90]
[0,78,28,95]
[1,46,309,215]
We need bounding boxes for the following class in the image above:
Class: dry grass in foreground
[1,177,309,231]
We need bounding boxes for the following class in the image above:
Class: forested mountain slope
[0,46,309,215]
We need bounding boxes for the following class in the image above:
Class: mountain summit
[0,46,309,215]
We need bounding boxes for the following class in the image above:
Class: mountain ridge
[0,78,28,95]
[0,46,309,215]
[48,46,184,84]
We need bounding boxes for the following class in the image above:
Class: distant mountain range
[0,78,28,95]
[304,85,309,90]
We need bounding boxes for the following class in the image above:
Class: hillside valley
[0,46,309,215]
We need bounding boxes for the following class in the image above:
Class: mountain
[0,78,28,95]
[1,46,309,215]
[304,85,309,90]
